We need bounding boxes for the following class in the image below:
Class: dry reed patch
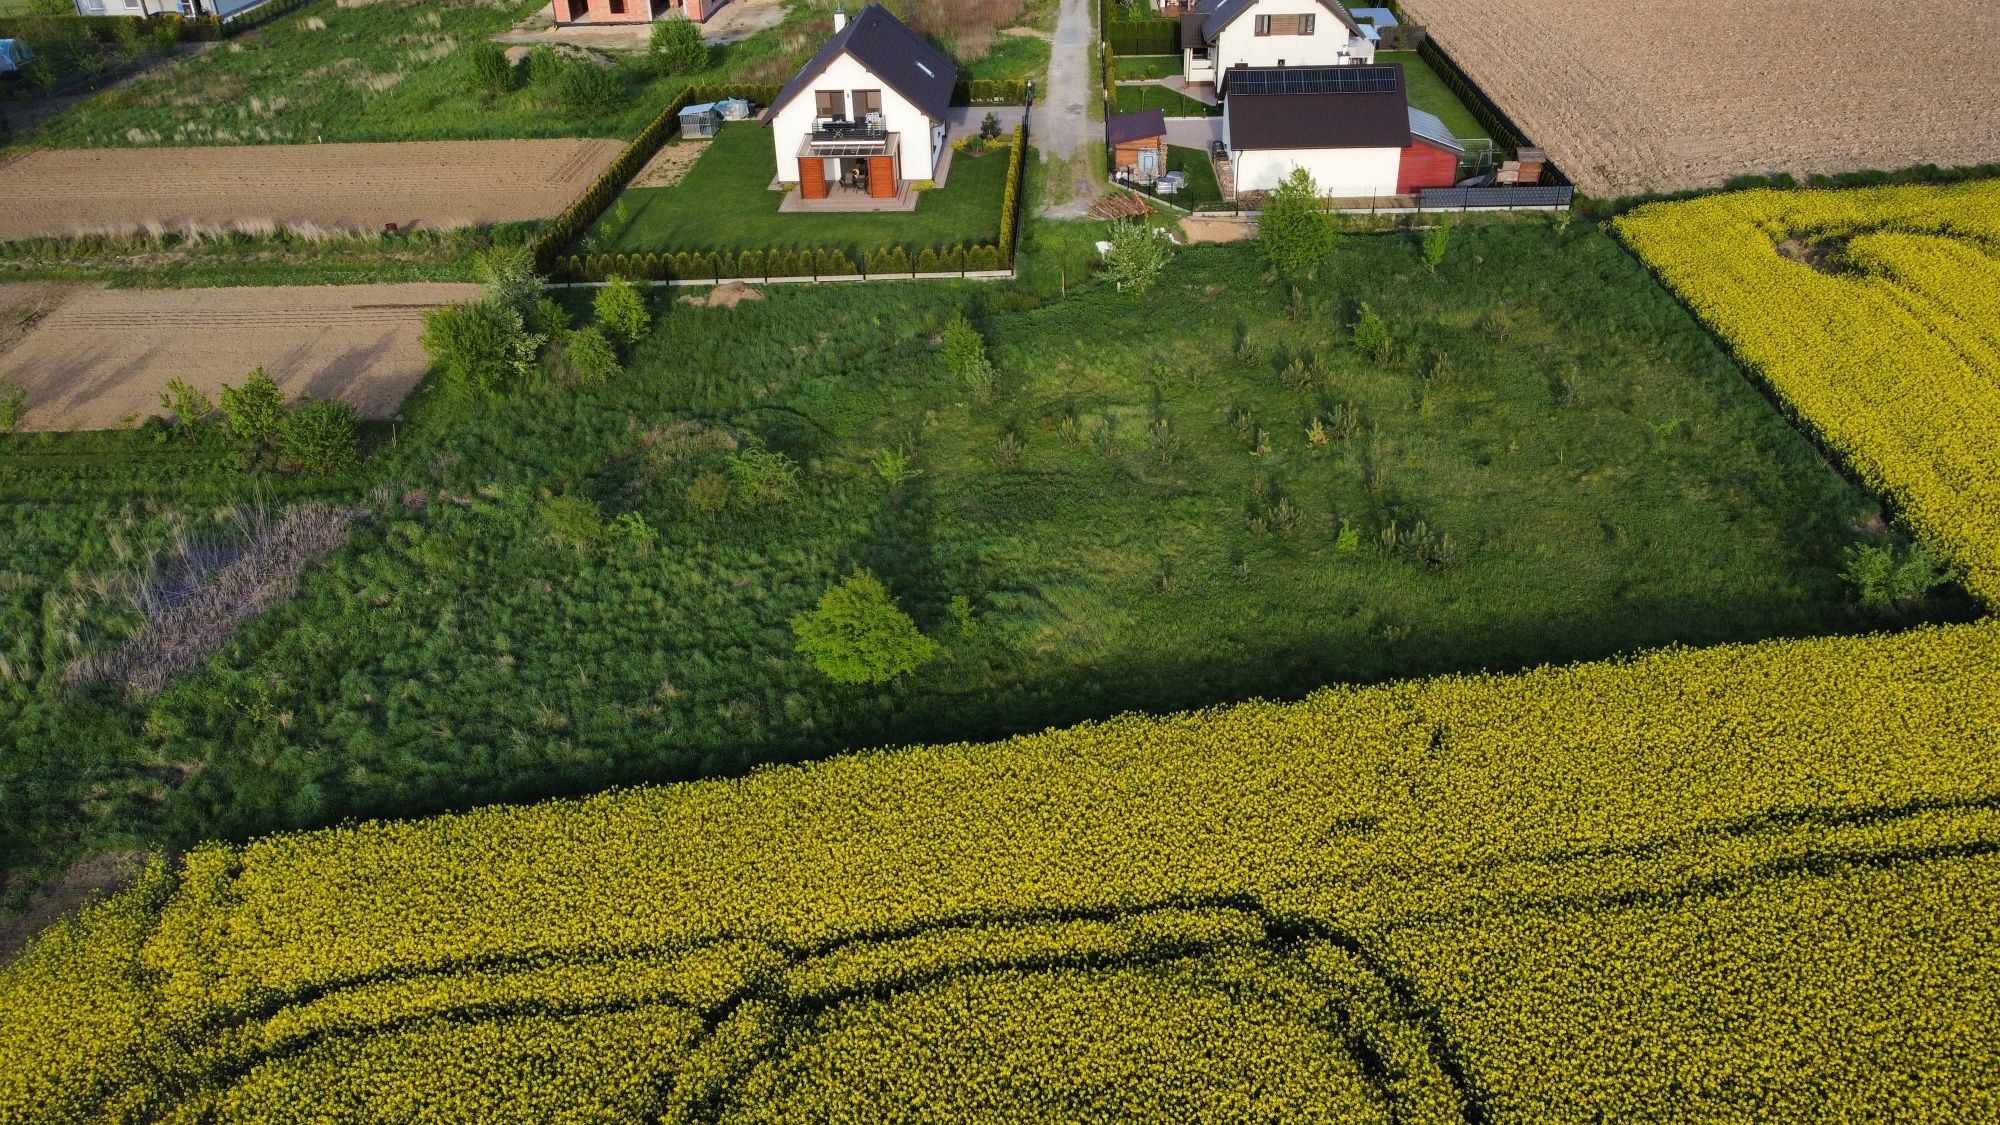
[0,139,623,242]
[62,503,365,697]
[0,283,482,432]
[892,0,1026,59]
[1400,0,2000,197]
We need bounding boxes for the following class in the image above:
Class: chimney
[832,6,846,31]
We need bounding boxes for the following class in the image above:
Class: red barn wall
[1397,140,1460,194]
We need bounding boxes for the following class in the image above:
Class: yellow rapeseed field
[3,620,1998,1123]
[1616,181,2000,603]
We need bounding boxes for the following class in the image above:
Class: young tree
[157,379,215,433]
[218,368,290,453]
[594,278,652,349]
[1101,220,1173,294]
[564,325,621,386]
[1259,167,1337,278]
[979,111,1003,143]
[280,399,359,476]
[1351,301,1390,362]
[1842,538,1952,611]
[648,17,708,76]
[1421,216,1453,273]
[476,243,544,316]
[938,312,996,401]
[791,569,940,685]
[464,41,514,97]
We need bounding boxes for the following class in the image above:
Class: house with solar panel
[762,5,956,204]
[1180,0,1375,89]
[1221,63,1463,199]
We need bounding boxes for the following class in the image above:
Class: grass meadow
[585,123,1011,257]
[0,218,1956,911]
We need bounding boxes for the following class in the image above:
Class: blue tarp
[0,39,33,75]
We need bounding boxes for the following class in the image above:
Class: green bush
[0,380,26,433]
[555,60,621,117]
[1102,220,1173,294]
[217,368,289,452]
[525,43,563,86]
[728,446,800,507]
[156,378,215,434]
[464,41,513,96]
[280,399,359,476]
[539,493,607,552]
[421,301,542,400]
[791,569,940,685]
[593,278,651,349]
[1422,217,1453,273]
[1843,538,1953,610]
[1351,302,1390,362]
[649,16,707,77]
[565,326,621,387]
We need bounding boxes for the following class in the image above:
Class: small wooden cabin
[1108,109,1169,184]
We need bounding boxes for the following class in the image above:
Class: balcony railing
[810,118,888,145]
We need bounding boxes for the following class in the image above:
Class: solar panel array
[1227,65,1399,96]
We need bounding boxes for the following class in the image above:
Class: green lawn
[962,32,1050,82]
[3,221,1946,903]
[1114,54,1181,80]
[585,122,1010,257]
[1113,82,1217,117]
[1380,50,1487,145]
[1137,144,1222,206]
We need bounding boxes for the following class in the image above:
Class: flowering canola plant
[2,620,1998,1123]
[1616,181,2000,602]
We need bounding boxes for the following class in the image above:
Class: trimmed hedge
[999,124,1027,258]
[952,78,1028,105]
[562,243,1009,283]
[533,82,782,276]
[1106,18,1178,55]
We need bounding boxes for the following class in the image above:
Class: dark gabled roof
[762,5,957,125]
[1224,64,1411,150]
[1186,0,1364,47]
[1108,109,1168,144]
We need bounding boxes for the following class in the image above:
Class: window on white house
[1254,14,1313,35]
[852,89,881,119]
[1192,46,1209,60]
[816,90,845,119]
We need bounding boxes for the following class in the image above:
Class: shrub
[1259,167,1337,278]
[939,313,996,402]
[1843,538,1952,610]
[649,16,708,76]
[156,378,214,433]
[594,278,651,349]
[464,41,513,96]
[1101,220,1173,294]
[1422,217,1453,273]
[791,568,940,685]
[475,244,544,316]
[686,469,730,519]
[421,301,542,400]
[0,380,25,433]
[728,446,799,507]
[525,43,563,86]
[555,60,621,117]
[539,493,607,552]
[217,368,289,452]
[279,399,359,476]
[1351,302,1390,362]
[564,326,621,387]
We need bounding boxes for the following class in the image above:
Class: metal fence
[1417,186,1575,210]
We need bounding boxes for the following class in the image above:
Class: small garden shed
[679,102,723,138]
[1109,109,1169,184]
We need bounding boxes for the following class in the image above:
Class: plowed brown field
[1402,0,2000,197]
[0,139,623,241]
[0,283,482,431]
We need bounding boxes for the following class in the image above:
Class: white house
[1180,0,1374,87]
[71,0,264,17]
[762,4,956,203]
[1222,64,1463,198]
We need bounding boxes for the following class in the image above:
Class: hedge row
[952,78,1029,106]
[998,124,1028,257]
[1107,18,1179,55]
[532,83,781,276]
[561,243,1010,282]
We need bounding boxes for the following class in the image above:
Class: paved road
[1041,0,1095,162]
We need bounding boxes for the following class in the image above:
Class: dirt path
[0,140,624,241]
[0,283,482,431]
[0,851,150,967]
[1042,0,1094,162]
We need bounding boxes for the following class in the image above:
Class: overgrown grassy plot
[11,0,767,149]
[0,220,1926,895]
[583,124,1011,258]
